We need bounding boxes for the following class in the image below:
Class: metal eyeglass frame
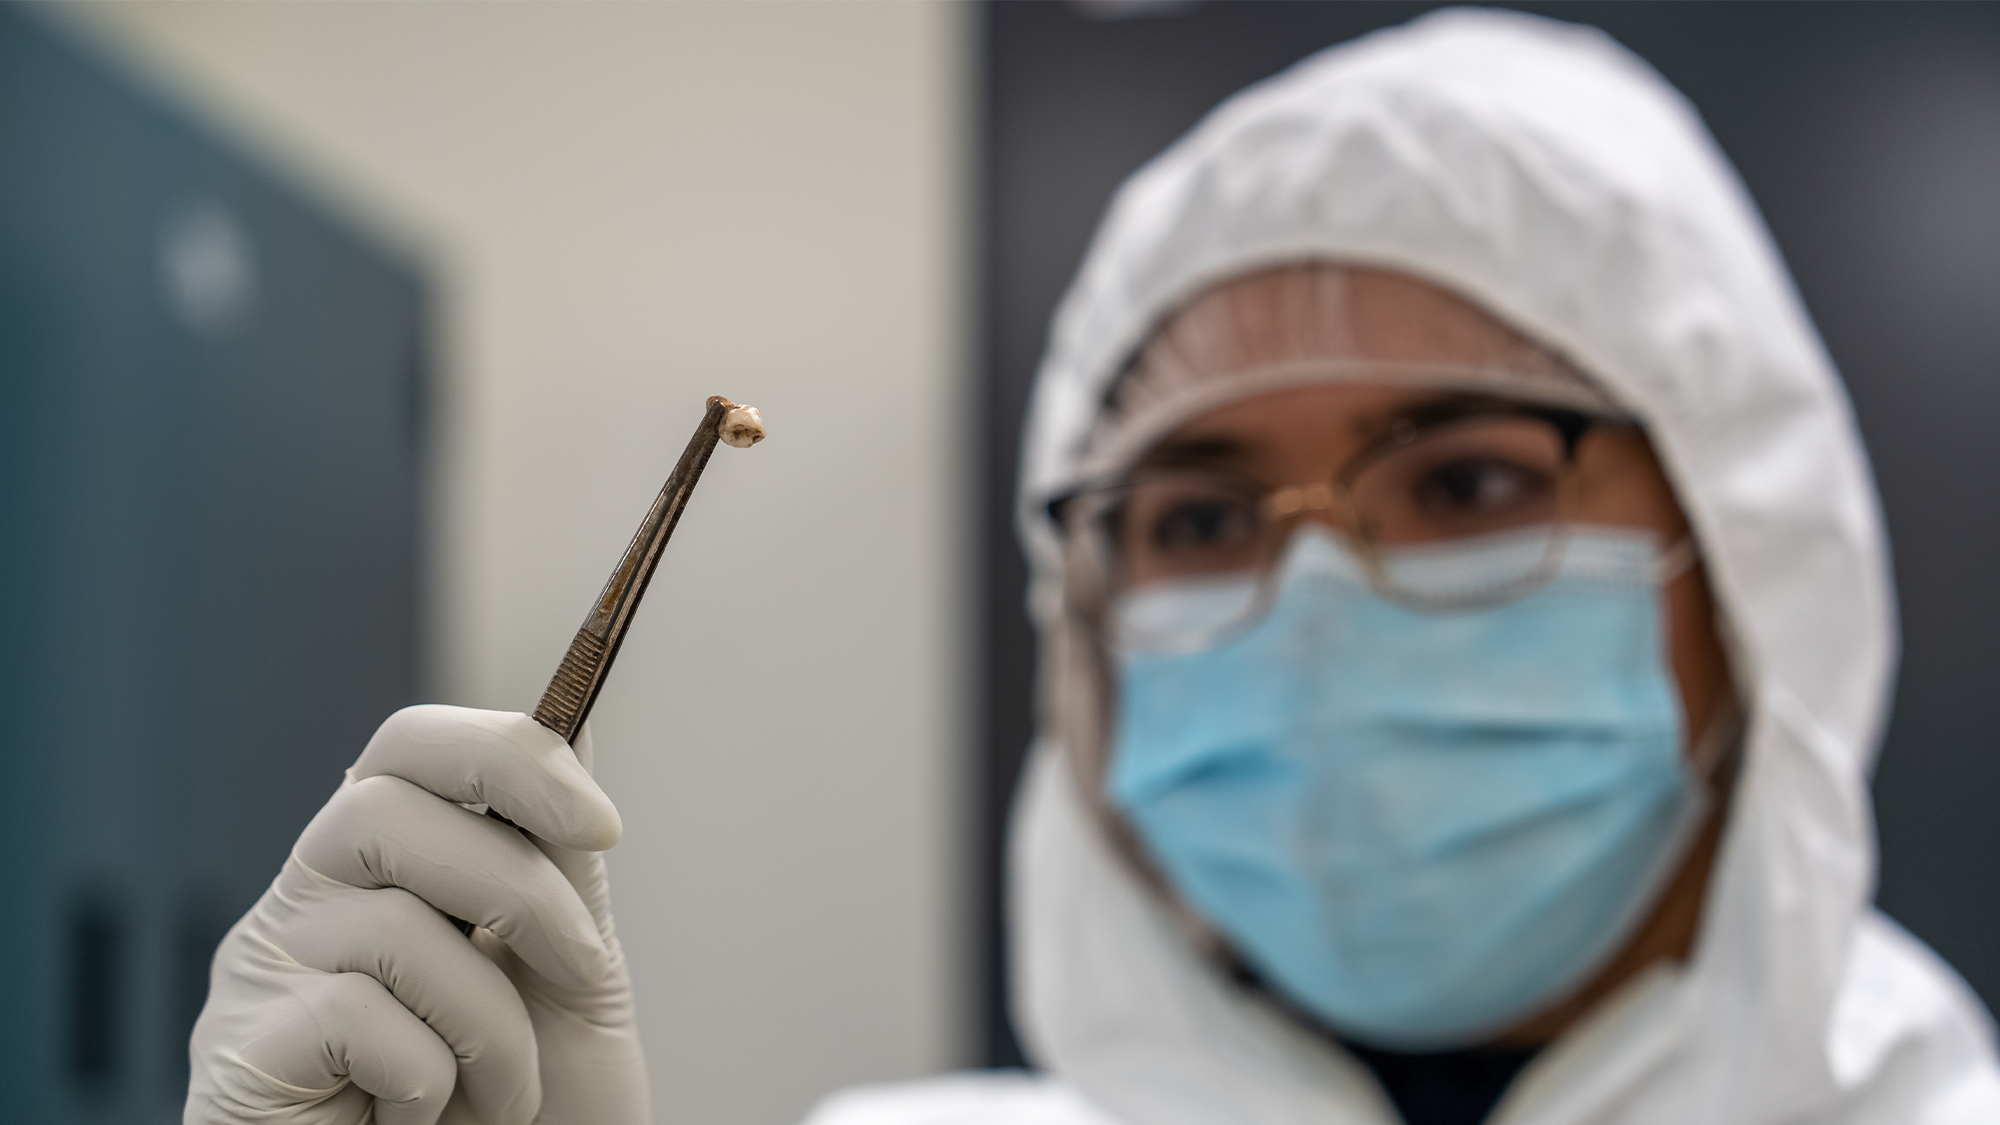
[1045,401,1611,648]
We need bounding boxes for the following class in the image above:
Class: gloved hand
[186,705,650,1125]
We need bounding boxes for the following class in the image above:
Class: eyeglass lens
[1077,415,1577,649]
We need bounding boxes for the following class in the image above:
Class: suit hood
[1008,10,1998,1124]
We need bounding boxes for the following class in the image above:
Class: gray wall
[978,0,2000,1066]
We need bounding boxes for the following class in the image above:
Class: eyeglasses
[1047,403,1617,653]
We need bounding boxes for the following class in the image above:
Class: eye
[1147,497,1258,554]
[1414,456,1554,519]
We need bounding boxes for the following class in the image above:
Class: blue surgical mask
[1107,527,1704,1049]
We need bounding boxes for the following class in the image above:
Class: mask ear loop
[1685,686,1745,785]
[1668,544,1747,818]
[1651,533,1741,787]
[1654,535,1702,587]
[1055,517,1242,961]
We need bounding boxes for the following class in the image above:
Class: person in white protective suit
[186,9,2000,1125]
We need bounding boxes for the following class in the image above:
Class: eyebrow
[1134,434,1253,470]
[1135,392,1482,471]
[1349,393,1490,438]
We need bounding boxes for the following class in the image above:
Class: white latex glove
[186,705,650,1125]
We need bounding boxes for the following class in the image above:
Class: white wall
[54,3,973,1122]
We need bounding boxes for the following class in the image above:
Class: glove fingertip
[552,795,622,852]
[536,741,623,851]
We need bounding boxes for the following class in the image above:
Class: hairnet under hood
[1008,9,2000,1124]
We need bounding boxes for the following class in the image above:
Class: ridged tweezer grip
[532,628,609,740]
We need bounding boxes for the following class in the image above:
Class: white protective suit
[808,8,2000,1125]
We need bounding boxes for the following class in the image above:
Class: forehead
[1081,263,1619,483]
